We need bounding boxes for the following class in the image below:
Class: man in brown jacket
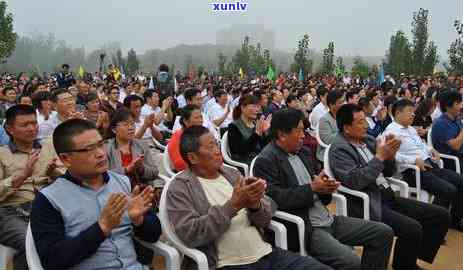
[166,126,332,270]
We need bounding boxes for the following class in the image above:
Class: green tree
[411,8,438,75]
[320,41,335,75]
[335,56,346,77]
[291,34,313,76]
[0,1,17,63]
[126,48,139,75]
[385,30,412,77]
[232,36,251,75]
[351,56,370,79]
[446,20,463,75]
[217,52,227,75]
[263,49,275,71]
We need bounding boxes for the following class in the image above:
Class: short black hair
[336,103,363,132]
[180,104,201,127]
[159,64,169,72]
[123,94,144,108]
[2,86,15,96]
[51,89,71,102]
[53,119,97,154]
[62,64,70,69]
[32,91,52,110]
[108,109,132,138]
[326,90,345,107]
[143,89,159,103]
[269,109,304,140]
[391,99,415,117]
[180,126,210,165]
[384,95,398,109]
[5,104,36,127]
[439,90,462,113]
[84,93,99,104]
[316,87,328,99]
[184,88,201,102]
[357,97,371,110]
[286,94,299,104]
[214,90,227,99]
[346,91,358,102]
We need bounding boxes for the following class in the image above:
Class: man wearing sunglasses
[0,105,64,270]
[30,119,162,270]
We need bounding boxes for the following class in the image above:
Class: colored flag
[298,68,304,81]
[377,64,385,86]
[78,65,85,78]
[113,67,121,81]
[334,65,342,78]
[239,68,244,79]
[266,66,275,81]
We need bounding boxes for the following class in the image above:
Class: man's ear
[58,153,72,168]
[187,152,199,166]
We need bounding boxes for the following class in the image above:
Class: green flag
[266,66,275,81]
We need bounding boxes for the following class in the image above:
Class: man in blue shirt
[30,119,162,270]
[432,90,463,171]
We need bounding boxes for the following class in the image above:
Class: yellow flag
[78,66,85,78]
[239,68,244,79]
[113,67,121,80]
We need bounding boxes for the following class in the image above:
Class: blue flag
[377,65,385,86]
[298,69,304,81]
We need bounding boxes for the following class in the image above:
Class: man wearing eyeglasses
[0,105,64,270]
[30,119,162,270]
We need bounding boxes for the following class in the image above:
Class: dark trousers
[218,248,333,270]
[0,205,30,270]
[403,164,463,222]
[310,216,393,270]
[381,188,450,270]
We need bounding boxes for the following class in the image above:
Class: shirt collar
[442,113,457,123]
[62,170,110,187]
[8,139,42,153]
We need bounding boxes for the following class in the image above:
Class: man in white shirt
[208,90,232,133]
[172,88,219,139]
[123,95,163,141]
[38,89,84,140]
[308,88,328,136]
[384,99,463,231]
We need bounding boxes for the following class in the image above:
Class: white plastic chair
[315,124,329,149]
[162,147,177,178]
[249,156,347,256]
[220,131,249,176]
[159,174,288,270]
[427,126,461,174]
[152,137,166,151]
[0,244,15,270]
[26,223,180,270]
[324,144,409,220]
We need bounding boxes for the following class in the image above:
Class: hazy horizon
[7,0,463,58]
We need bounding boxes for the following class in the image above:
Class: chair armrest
[152,138,167,151]
[439,154,461,173]
[401,164,424,201]
[273,211,307,256]
[268,220,287,250]
[387,177,409,198]
[332,193,347,216]
[135,240,181,270]
[337,186,370,220]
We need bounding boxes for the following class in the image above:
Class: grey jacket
[105,138,159,183]
[316,112,339,161]
[166,166,276,270]
[328,133,396,221]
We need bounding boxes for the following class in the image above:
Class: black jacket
[253,142,332,252]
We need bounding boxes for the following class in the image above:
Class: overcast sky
[7,0,463,57]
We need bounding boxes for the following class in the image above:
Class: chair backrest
[159,174,208,268]
[162,147,176,178]
[249,156,258,177]
[427,126,433,147]
[315,124,329,149]
[26,224,45,270]
[323,144,335,178]
[220,131,232,158]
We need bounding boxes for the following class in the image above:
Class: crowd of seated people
[1,67,463,270]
